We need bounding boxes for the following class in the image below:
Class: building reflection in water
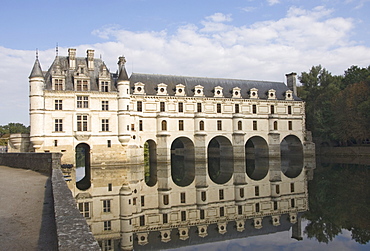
[65,156,315,251]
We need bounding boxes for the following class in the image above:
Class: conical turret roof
[29,58,44,78]
[118,64,129,81]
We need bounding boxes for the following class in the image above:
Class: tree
[0,123,30,146]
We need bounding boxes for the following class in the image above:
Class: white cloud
[1,6,370,125]
[267,0,280,6]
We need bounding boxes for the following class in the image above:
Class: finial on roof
[36,48,39,59]
[29,52,44,79]
[56,43,59,57]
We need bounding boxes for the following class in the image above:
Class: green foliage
[299,65,370,144]
[0,123,30,146]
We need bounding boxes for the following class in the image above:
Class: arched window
[274,121,278,130]
[161,120,167,131]
[199,121,204,131]
[238,121,242,130]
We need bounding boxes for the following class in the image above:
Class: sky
[1,0,370,125]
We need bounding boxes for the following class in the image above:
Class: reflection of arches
[171,137,195,187]
[207,136,233,184]
[281,135,303,178]
[144,140,157,186]
[245,137,269,180]
[76,143,91,190]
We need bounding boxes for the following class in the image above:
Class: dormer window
[285,90,293,100]
[76,80,89,91]
[53,78,64,91]
[268,89,276,100]
[134,82,145,95]
[250,88,258,99]
[194,85,204,97]
[157,83,168,95]
[175,84,186,96]
[232,87,241,98]
[100,81,110,92]
[214,86,223,98]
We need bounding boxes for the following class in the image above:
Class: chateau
[29,48,314,250]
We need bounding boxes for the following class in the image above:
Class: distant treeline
[298,65,370,146]
[0,123,29,146]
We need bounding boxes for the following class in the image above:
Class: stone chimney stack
[68,48,76,69]
[87,49,95,70]
[286,72,297,96]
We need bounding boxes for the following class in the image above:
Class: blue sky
[1,0,370,125]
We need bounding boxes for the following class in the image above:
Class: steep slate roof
[43,56,117,92]
[29,59,44,78]
[129,73,300,100]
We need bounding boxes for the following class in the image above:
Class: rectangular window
[55,100,63,110]
[255,203,260,213]
[181,211,186,221]
[102,119,109,132]
[140,215,145,226]
[104,221,111,231]
[219,189,224,200]
[76,114,88,131]
[54,119,63,132]
[217,120,222,131]
[77,96,89,108]
[235,103,240,113]
[274,121,278,130]
[54,140,58,147]
[141,196,145,207]
[271,105,275,114]
[238,205,243,215]
[201,191,206,202]
[108,183,112,191]
[54,79,63,90]
[76,80,89,91]
[163,213,168,224]
[101,239,112,251]
[139,120,143,131]
[252,104,257,114]
[163,194,169,205]
[102,101,109,111]
[197,103,202,113]
[240,188,244,198]
[179,120,184,131]
[253,121,257,130]
[160,102,165,112]
[107,140,111,148]
[178,102,183,112]
[180,192,186,203]
[78,202,91,218]
[200,209,205,219]
[137,101,142,112]
[238,121,242,130]
[103,200,111,213]
[274,201,278,210]
[276,185,280,194]
[288,121,293,130]
[288,105,292,114]
[131,124,135,131]
[291,199,295,208]
[255,186,259,196]
[220,207,225,217]
[101,81,109,92]
[290,183,295,193]
[217,103,221,113]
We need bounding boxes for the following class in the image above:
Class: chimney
[68,48,76,69]
[87,49,94,70]
[286,72,297,96]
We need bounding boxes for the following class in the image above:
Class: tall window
[161,120,167,131]
[219,189,224,200]
[102,119,109,132]
[55,100,62,110]
[137,101,142,112]
[140,215,145,226]
[274,121,278,130]
[288,105,292,114]
[220,207,225,217]
[181,211,186,221]
[54,119,63,132]
[76,80,88,91]
[178,102,183,112]
[54,79,63,90]
[252,104,257,114]
[77,96,89,108]
[201,191,206,202]
[274,201,278,210]
[291,199,295,208]
[141,196,145,207]
[163,214,168,224]
[253,121,257,130]
[217,120,222,131]
[101,239,112,251]
[290,183,295,193]
[163,194,169,205]
[102,101,109,111]
[217,103,221,113]
[238,205,243,215]
[180,192,186,203]
[288,121,293,130]
[78,202,90,218]
[199,121,205,131]
[103,200,111,212]
[197,103,202,113]
[276,185,280,194]
[271,105,275,114]
[255,203,260,212]
[179,120,184,131]
[160,102,165,112]
[200,209,205,219]
[104,221,111,231]
[77,115,88,131]
[139,120,143,131]
[235,104,240,113]
[255,186,259,196]
[101,81,109,92]
[238,121,242,130]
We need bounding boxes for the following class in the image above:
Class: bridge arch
[280,135,304,178]
[171,137,195,187]
[245,136,269,180]
[75,143,91,190]
[207,136,234,184]
[144,140,157,187]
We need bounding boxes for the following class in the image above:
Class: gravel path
[0,165,58,251]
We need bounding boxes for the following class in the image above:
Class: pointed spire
[117,56,129,81]
[29,50,44,78]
